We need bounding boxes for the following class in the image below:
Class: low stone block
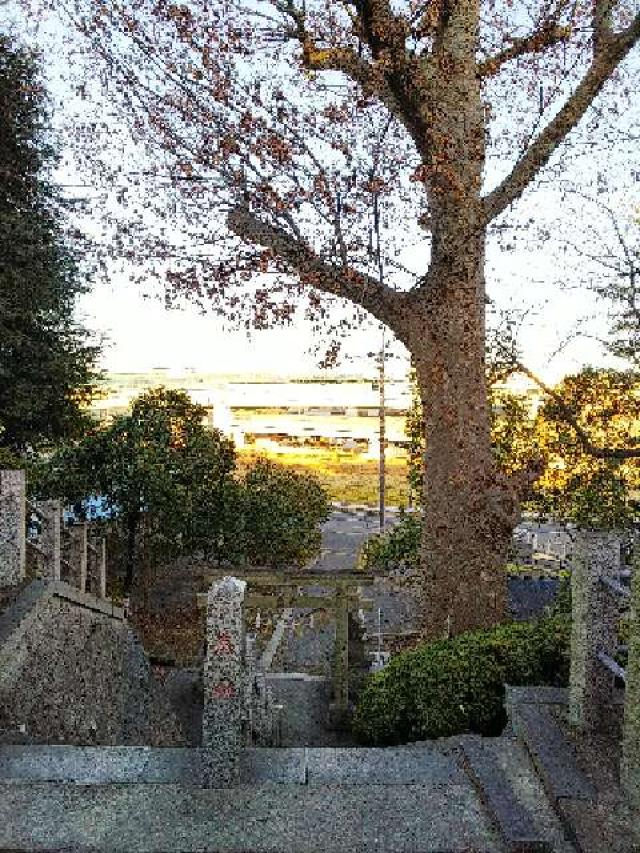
[240,747,307,784]
[305,746,466,786]
[513,704,596,801]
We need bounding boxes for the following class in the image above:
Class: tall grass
[236,445,410,506]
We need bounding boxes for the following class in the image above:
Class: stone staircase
[1,530,637,852]
[506,687,640,853]
[2,687,638,852]
[0,737,573,852]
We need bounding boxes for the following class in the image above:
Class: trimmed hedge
[352,615,570,745]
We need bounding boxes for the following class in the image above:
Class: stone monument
[202,576,247,787]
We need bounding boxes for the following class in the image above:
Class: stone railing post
[88,536,107,598]
[0,469,26,588]
[243,634,257,746]
[621,540,639,809]
[39,500,62,582]
[67,523,88,592]
[569,530,621,731]
[202,576,246,787]
[97,537,107,598]
[252,670,269,745]
[330,583,350,727]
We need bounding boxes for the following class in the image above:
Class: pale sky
[8,2,639,383]
[75,227,623,383]
[77,278,387,377]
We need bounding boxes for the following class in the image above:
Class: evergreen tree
[36,387,330,590]
[0,34,100,453]
[36,388,238,591]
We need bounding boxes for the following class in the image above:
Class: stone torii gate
[198,569,375,724]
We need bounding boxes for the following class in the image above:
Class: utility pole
[378,325,386,532]
[370,179,386,535]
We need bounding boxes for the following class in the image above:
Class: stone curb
[329,502,418,517]
[461,739,553,852]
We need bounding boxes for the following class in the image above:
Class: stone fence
[568,530,639,808]
[0,470,106,597]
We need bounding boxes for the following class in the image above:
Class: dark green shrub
[550,572,572,616]
[358,513,421,572]
[352,616,570,745]
[239,457,330,567]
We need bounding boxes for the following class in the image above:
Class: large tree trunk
[404,224,517,638]
[399,14,518,637]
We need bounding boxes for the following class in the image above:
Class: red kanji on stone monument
[212,630,235,655]
[211,680,236,699]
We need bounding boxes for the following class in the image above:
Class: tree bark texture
[397,12,513,637]
[407,239,514,638]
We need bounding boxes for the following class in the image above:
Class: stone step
[305,746,466,786]
[0,740,579,852]
[0,778,504,852]
[510,703,597,801]
[0,744,464,787]
[462,737,576,853]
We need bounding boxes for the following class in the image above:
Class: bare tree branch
[227,204,406,329]
[274,0,431,158]
[593,0,619,56]
[477,20,572,77]
[302,43,405,115]
[483,11,640,223]
[516,361,640,459]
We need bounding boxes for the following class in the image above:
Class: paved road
[310,509,401,573]
[313,511,584,574]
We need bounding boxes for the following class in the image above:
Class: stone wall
[622,539,640,809]
[0,581,184,746]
